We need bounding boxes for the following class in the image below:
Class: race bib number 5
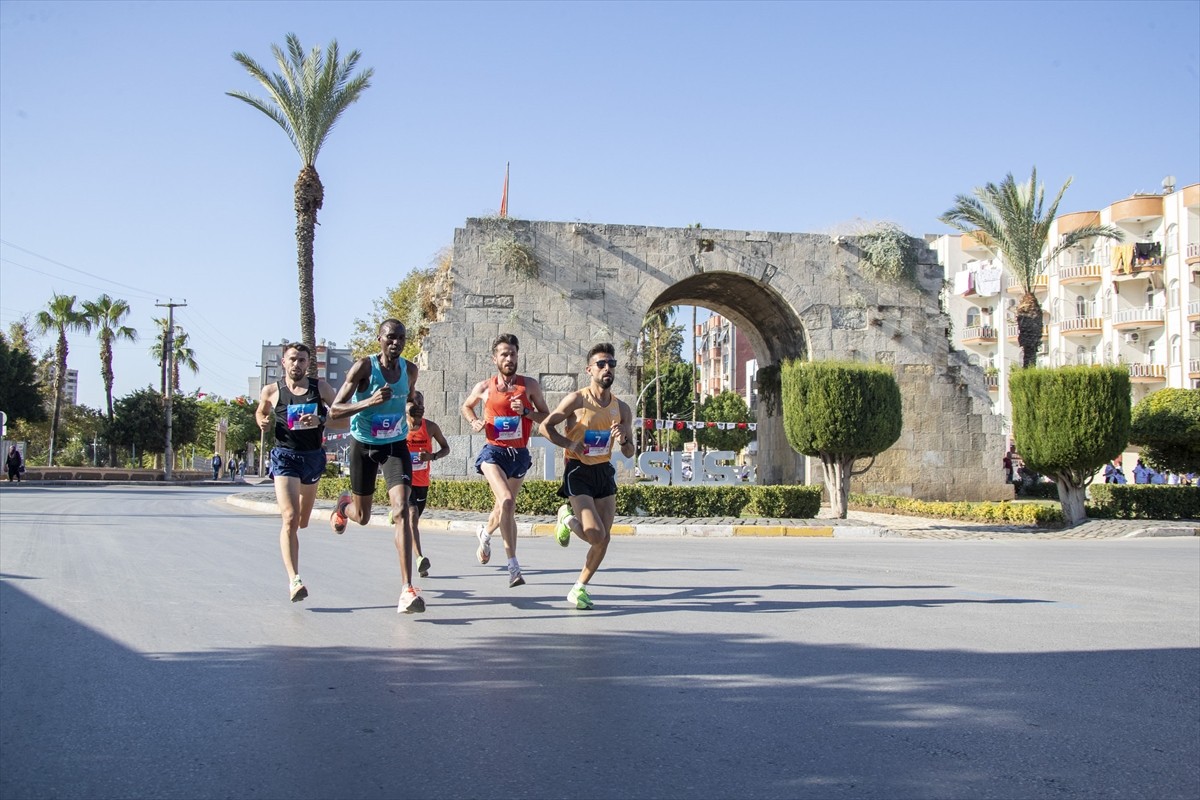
[493,416,522,441]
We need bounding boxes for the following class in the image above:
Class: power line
[0,239,168,298]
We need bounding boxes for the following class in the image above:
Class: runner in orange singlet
[461,333,550,588]
[404,390,450,578]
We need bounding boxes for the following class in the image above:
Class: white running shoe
[508,561,524,588]
[398,586,426,614]
[476,525,492,565]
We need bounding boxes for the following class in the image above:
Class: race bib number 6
[370,413,404,440]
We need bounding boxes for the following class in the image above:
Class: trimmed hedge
[317,477,822,518]
[849,493,1065,527]
[1087,484,1200,520]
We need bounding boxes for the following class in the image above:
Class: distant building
[249,340,355,398]
[695,314,757,409]
[929,176,1199,426]
[46,367,78,406]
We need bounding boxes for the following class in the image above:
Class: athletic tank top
[350,356,410,445]
[273,378,325,452]
[484,375,532,447]
[563,385,621,466]
[407,419,432,488]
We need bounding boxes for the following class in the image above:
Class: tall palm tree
[82,294,137,465]
[34,293,90,466]
[150,318,199,393]
[228,34,373,371]
[940,168,1123,368]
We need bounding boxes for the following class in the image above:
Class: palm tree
[940,168,1123,368]
[150,318,199,393]
[82,294,137,466]
[228,34,373,371]
[34,293,90,466]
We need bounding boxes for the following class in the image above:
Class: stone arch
[417,218,1010,501]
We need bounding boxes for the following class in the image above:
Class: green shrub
[1087,484,1200,520]
[1129,388,1200,474]
[848,492,1066,527]
[745,485,823,518]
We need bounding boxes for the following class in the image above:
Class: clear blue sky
[2,0,1197,410]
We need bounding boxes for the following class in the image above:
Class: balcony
[1058,264,1103,285]
[1125,362,1166,383]
[984,373,999,392]
[1190,359,1200,378]
[961,325,997,345]
[1056,210,1101,234]
[1183,183,1199,209]
[1188,242,1200,266]
[1112,307,1166,330]
[1110,195,1164,224]
[961,232,992,256]
[1006,274,1049,295]
[1007,323,1049,342]
[1189,300,1200,321]
[1058,316,1105,336]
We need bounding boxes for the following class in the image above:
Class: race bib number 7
[583,429,612,456]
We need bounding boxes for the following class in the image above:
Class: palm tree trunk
[49,332,67,466]
[101,334,116,466]
[1016,292,1044,368]
[294,165,324,376]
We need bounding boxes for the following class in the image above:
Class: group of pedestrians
[257,323,631,616]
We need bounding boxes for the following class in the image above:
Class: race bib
[370,413,404,440]
[411,451,429,472]
[493,415,522,441]
[286,402,318,430]
[583,429,612,456]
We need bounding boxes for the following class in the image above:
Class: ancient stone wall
[416,218,1010,501]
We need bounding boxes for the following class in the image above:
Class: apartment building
[930,178,1199,431]
[695,313,757,409]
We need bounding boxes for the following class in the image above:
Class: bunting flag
[630,417,758,434]
[499,162,509,218]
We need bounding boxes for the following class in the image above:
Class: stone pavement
[227,489,1199,541]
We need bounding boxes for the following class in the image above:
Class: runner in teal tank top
[329,319,425,614]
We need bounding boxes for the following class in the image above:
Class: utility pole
[156,299,187,480]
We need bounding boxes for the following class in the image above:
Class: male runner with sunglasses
[540,343,636,609]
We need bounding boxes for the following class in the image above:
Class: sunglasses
[591,359,618,369]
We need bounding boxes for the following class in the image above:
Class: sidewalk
[226,488,1199,541]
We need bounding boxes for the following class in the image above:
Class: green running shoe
[555,504,572,547]
[415,554,431,578]
[567,584,593,610]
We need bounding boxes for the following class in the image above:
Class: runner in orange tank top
[461,333,550,588]
[405,390,450,579]
[540,342,635,610]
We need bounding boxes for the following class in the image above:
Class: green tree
[940,168,1122,367]
[1010,365,1130,525]
[33,293,91,465]
[149,318,199,393]
[192,397,260,461]
[82,294,137,465]
[0,333,47,425]
[348,267,434,361]
[781,360,902,519]
[229,34,374,371]
[108,388,199,460]
[54,404,106,466]
[1129,388,1200,475]
[697,391,756,453]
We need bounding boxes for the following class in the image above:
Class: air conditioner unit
[1124,332,1140,344]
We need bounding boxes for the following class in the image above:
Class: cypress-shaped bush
[1010,365,1129,525]
[781,360,902,518]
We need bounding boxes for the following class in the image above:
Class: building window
[966,308,980,327]
[1168,279,1179,309]
[1165,223,1177,256]
[1075,295,1087,318]
[1147,339,1157,364]
[1170,335,1180,366]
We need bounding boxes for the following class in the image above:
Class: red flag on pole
[499,162,509,218]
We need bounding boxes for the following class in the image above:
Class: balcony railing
[1126,363,1166,381]
[1007,324,1049,340]
[1187,242,1200,262]
[1189,300,1200,319]
[1058,316,1105,334]
[1006,275,1049,294]
[1113,307,1166,327]
[1190,359,1200,375]
[961,325,996,342]
[984,373,999,391]
[1058,264,1103,283]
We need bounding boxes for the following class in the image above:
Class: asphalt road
[1,485,1197,800]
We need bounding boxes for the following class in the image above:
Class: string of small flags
[635,419,757,432]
